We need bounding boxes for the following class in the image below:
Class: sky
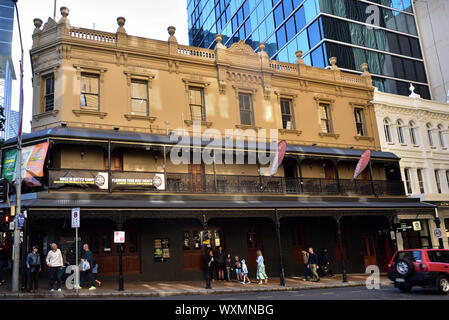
[10,0,189,133]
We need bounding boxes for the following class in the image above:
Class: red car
[388,249,449,294]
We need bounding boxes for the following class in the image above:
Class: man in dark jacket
[80,243,96,290]
[214,246,226,281]
[26,245,41,292]
[321,248,334,277]
[308,247,320,282]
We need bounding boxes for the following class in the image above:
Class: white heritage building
[374,87,449,250]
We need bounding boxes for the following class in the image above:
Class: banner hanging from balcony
[270,140,287,176]
[49,170,165,191]
[352,149,371,181]
[49,170,109,190]
[1,142,49,185]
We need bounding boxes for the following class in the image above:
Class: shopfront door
[88,228,141,276]
[246,227,262,268]
[362,235,377,268]
[189,164,204,193]
[182,228,223,271]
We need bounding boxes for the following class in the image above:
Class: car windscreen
[394,251,422,262]
[427,251,449,263]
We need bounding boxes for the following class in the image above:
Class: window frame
[426,123,434,147]
[409,121,418,145]
[438,124,446,148]
[44,74,55,112]
[280,97,295,130]
[404,168,412,194]
[435,169,442,194]
[417,168,425,194]
[353,107,366,137]
[238,92,255,126]
[397,119,405,144]
[188,86,206,121]
[130,79,150,116]
[384,118,392,143]
[318,102,333,134]
[80,72,100,111]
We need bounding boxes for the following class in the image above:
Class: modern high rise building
[188,0,431,99]
[413,0,449,103]
[0,0,16,141]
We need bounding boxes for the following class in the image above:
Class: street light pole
[11,0,24,293]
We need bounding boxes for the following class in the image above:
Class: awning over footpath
[2,127,400,161]
[1,198,435,210]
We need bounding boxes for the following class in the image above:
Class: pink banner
[352,150,371,181]
[270,140,287,176]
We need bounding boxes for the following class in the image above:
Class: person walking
[91,260,102,287]
[225,253,232,281]
[26,245,41,293]
[234,256,242,282]
[256,249,268,285]
[321,248,334,277]
[0,242,8,287]
[80,243,96,290]
[308,247,320,282]
[301,250,312,281]
[241,258,250,285]
[215,246,226,281]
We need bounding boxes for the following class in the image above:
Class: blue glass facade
[0,0,15,140]
[187,0,431,99]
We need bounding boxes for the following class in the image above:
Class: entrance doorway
[246,227,262,267]
[361,235,377,268]
[88,228,141,276]
[188,164,204,192]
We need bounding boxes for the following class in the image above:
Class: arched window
[383,118,392,143]
[409,121,418,145]
[397,120,405,144]
[427,123,434,146]
[438,124,446,148]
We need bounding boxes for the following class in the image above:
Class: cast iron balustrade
[47,169,405,196]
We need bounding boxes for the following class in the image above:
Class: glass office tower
[187,0,431,99]
[0,0,16,140]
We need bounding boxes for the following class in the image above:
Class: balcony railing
[47,169,405,196]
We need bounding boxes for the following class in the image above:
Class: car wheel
[395,258,414,277]
[398,284,412,293]
[437,276,449,295]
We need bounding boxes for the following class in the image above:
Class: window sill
[442,147,448,151]
[235,124,261,130]
[354,135,374,142]
[430,146,437,149]
[412,144,420,147]
[32,109,59,121]
[400,143,408,146]
[124,114,156,122]
[72,109,107,119]
[319,132,340,139]
[184,120,213,128]
[279,129,302,136]
[387,142,395,145]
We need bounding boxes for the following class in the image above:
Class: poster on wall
[1,142,49,186]
[111,172,165,191]
[154,238,170,262]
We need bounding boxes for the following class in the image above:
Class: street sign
[114,231,125,243]
[9,221,14,230]
[17,214,25,228]
[71,208,80,228]
[412,221,421,231]
[434,228,443,239]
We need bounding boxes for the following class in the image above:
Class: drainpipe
[336,215,348,283]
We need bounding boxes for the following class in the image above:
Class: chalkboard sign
[154,238,170,262]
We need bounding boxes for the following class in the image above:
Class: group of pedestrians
[206,247,269,286]
[301,247,335,282]
[24,242,100,292]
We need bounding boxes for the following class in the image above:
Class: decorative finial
[60,6,69,18]
[215,34,222,44]
[361,63,369,73]
[168,26,176,37]
[259,42,266,52]
[409,83,416,98]
[33,18,42,31]
[329,57,338,70]
[295,50,305,65]
[117,17,126,33]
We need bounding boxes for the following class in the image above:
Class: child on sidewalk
[234,256,242,282]
[241,258,250,285]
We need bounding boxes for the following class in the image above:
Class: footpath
[0,274,391,298]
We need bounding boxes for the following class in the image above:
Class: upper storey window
[131,80,149,116]
[238,93,254,126]
[44,75,55,112]
[189,87,205,121]
[319,103,332,133]
[81,73,100,110]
